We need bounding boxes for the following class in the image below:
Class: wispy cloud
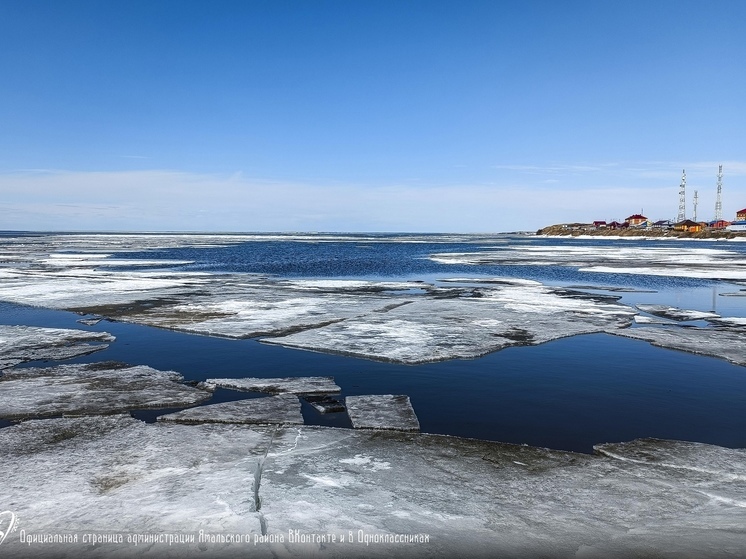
[492,163,618,174]
[0,167,744,232]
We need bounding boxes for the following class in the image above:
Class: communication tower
[714,164,723,221]
[693,190,698,222]
[677,169,686,222]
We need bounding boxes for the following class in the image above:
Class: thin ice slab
[76,316,104,325]
[345,394,420,432]
[611,326,746,367]
[636,304,720,321]
[158,394,303,425]
[594,437,746,479]
[204,376,340,395]
[0,362,212,419]
[0,324,114,370]
[304,394,346,413]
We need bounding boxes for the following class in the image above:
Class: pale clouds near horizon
[1,166,744,232]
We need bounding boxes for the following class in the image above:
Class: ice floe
[611,327,746,367]
[636,304,721,321]
[708,316,746,327]
[40,253,193,267]
[263,284,636,363]
[259,427,746,558]
[566,284,657,293]
[1,415,270,558]
[431,244,746,280]
[633,315,677,325]
[0,362,211,419]
[438,277,543,286]
[304,395,346,413]
[4,417,745,557]
[204,376,341,395]
[0,325,114,369]
[158,394,303,425]
[345,395,420,432]
[1,233,745,368]
[76,316,104,326]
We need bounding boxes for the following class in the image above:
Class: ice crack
[252,425,279,535]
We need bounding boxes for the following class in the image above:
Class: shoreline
[536,224,746,240]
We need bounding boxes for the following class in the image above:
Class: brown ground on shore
[536,224,746,239]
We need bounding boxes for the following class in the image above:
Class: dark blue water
[109,235,730,292]
[3,234,746,453]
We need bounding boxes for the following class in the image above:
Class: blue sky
[1,0,745,232]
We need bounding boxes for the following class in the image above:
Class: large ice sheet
[205,376,341,395]
[158,394,303,425]
[3,418,746,558]
[154,291,398,338]
[0,325,114,369]
[259,428,746,558]
[0,362,212,419]
[1,415,271,558]
[345,395,420,432]
[263,284,636,363]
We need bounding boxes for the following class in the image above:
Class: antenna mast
[714,164,723,221]
[693,190,698,222]
[677,169,686,222]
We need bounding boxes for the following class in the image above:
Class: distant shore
[536,224,746,240]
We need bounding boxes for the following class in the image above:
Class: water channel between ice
[1,233,746,453]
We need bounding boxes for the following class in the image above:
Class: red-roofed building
[592,220,607,228]
[625,214,648,226]
[709,220,731,230]
[737,208,746,221]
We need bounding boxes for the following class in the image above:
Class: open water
[2,233,746,453]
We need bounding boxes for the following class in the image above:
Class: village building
[592,220,607,229]
[673,219,703,233]
[651,220,673,230]
[737,208,746,221]
[709,219,731,230]
[625,214,648,226]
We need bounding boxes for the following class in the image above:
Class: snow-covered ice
[1,233,744,367]
[0,362,212,419]
[636,304,721,321]
[262,285,636,363]
[431,244,746,280]
[204,377,341,395]
[345,395,420,432]
[4,417,745,557]
[0,325,114,370]
[158,394,303,425]
[1,415,269,558]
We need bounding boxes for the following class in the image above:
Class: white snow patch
[339,454,392,471]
